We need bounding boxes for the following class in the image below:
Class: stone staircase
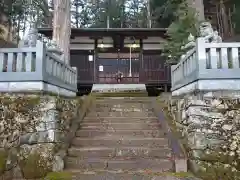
[64,97,178,179]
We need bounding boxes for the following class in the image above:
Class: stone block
[175,158,187,172]
[0,93,79,178]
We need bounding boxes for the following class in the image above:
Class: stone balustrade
[171,38,240,96]
[0,40,77,97]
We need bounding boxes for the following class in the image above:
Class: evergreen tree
[0,0,51,41]
[231,0,240,34]
[88,0,147,28]
[162,1,199,63]
[151,0,184,28]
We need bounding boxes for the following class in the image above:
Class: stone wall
[0,93,85,179]
[168,91,240,179]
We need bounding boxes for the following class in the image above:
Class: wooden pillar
[164,84,168,92]
[139,39,144,83]
[94,39,98,83]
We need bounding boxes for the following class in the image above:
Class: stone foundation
[0,93,80,179]
[169,91,240,179]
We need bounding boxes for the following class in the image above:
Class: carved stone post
[18,21,38,48]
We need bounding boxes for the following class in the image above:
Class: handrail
[171,48,196,72]
[171,37,240,94]
[0,40,77,96]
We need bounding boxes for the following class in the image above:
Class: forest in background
[1,0,239,40]
[1,0,240,62]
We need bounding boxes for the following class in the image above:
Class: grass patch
[19,153,51,179]
[45,171,72,180]
[166,172,195,177]
[136,171,195,177]
[0,149,7,175]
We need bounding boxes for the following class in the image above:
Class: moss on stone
[0,93,85,179]
[0,95,40,105]
[19,152,51,179]
[0,149,7,175]
[81,95,95,111]
[195,165,240,180]
[159,95,240,180]
[195,150,240,180]
[0,95,41,115]
[156,99,189,156]
[168,172,195,177]
[55,97,78,122]
[45,171,72,180]
[145,171,195,177]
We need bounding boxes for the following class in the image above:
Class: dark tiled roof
[38,28,168,38]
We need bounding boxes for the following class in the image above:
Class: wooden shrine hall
[38,28,171,94]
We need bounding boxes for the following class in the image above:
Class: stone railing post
[171,65,177,88]
[35,41,47,80]
[195,37,206,73]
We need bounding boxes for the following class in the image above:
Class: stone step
[71,137,169,148]
[91,103,151,107]
[91,84,146,93]
[74,133,166,141]
[90,110,153,113]
[94,102,151,105]
[88,110,153,115]
[82,117,159,124]
[96,97,149,99]
[65,158,173,171]
[62,97,182,178]
[92,104,152,108]
[68,147,172,159]
[61,170,197,180]
[90,109,152,113]
[75,129,166,138]
[86,112,155,117]
[80,122,161,130]
[84,116,158,121]
[95,99,151,102]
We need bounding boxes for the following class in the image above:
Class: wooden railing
[171,38,240,94]
[0,41,77,96]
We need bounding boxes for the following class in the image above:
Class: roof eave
[38,28,168,38]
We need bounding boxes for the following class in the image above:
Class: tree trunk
[16,16,21,44]
[52,0,71,64]
[146,0,151,28]
[187,0,205,21]
[219,0,230,38]
[75,1,79,28]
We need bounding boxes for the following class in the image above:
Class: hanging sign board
[88,55,93,61]
[99,65,103,72]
